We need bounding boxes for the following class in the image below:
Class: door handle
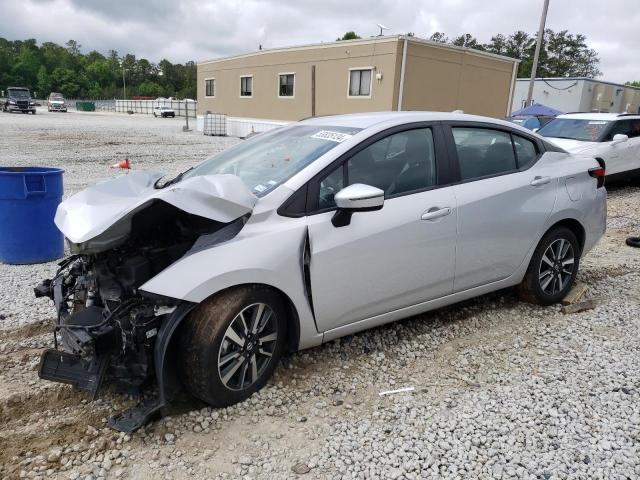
[530,176,551,186]
[421,207,452,221]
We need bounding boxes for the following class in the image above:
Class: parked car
[47,92,67,112]
[2,86,36,114]
[153,105,175,118]
[538,113,640,178]
[35,112,606,432]
[506,115,555,131]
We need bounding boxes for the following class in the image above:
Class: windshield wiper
[548,136,581,140]
[155,167,194,189]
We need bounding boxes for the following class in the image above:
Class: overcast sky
[2,0,638,83]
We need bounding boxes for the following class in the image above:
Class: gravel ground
[0,109,639,480]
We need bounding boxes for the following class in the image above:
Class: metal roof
[198,35,519,66]
[516,77,640,92]
[557,112,640,120]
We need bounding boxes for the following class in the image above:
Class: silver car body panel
[55,171,257,244]
[57,112,605,351]
[307,186,457,332]
[452,154,559,291]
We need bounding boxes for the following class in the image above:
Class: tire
[517,227,580,305]
[177,285,287,407]
[626,237,640,248]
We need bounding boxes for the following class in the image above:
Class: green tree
[50,67,81,97]
[452,34,485,51]
[137,80,163,97]
[428,32,449,43]
[36,65,50,96]
[625,81,640,87]
[337,31,361,41]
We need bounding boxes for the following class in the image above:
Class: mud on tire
[177,285,287,407]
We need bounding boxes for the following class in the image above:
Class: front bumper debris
[38,349,108,400]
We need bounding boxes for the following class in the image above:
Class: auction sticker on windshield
[311,130,353,143]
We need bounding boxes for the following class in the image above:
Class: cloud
[1,0,638,82]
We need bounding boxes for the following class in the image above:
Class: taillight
[589,158,606,188]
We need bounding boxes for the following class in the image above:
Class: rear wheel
[517,227,580,305]
[177,286,287,407]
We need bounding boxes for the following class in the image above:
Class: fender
[154,301,198,408]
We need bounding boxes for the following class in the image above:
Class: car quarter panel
[139,213,323,350]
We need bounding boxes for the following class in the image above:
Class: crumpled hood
[55,170,257,244]
[546,137,599,154]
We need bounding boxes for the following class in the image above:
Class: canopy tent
[511,103,563,117]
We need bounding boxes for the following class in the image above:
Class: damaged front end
[34,172,256,431]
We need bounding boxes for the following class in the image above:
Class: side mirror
[612,134,629,145]
[332,183,384,227]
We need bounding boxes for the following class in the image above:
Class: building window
[205,79,215,97]
[279,73,295,97]
[348,68,372,97]
[240,76,253,97]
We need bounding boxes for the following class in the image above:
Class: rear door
[306,125,458,332]
[444,124,557,292]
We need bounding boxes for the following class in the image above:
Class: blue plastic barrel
[0,167,64,264]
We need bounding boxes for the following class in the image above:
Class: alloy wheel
[538,238,575,295]
[217,303,278,391]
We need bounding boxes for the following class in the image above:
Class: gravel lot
[0,109,639,480]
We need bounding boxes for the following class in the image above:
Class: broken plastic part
[38,349,109,400]
[108,401,164,433]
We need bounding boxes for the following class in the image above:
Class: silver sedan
[38,112,606,430]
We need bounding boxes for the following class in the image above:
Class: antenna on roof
[376,23,389,36]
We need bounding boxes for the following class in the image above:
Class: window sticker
[311,130,353,143]
[253,184,267,193]
[588,121,608,125]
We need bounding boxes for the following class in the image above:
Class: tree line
[338,29,603,79]
[0,38,196,99]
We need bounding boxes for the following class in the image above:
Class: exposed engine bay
[35,200,245,431]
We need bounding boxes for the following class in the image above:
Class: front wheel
[518,227,580,305]
[177,286,287,407]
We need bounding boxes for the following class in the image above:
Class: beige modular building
[197,35,519,124]
[513,78,640,114]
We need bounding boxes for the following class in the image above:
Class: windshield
[9,89,30,99]
[538,118,610,142]
[183,124,362,196]
[50,94,63,99]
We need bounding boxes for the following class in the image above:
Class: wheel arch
[155,282,303,408]
[544,217,586,254]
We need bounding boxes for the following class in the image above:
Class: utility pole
[122,68,127,99]
[526,0,550,106]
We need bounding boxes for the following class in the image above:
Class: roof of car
[556,112,640,121]
[300,111,526,131]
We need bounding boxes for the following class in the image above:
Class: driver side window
[317,128,436,210]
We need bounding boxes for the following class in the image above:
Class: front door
[605,119,640,174]
[306,126,458,332]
